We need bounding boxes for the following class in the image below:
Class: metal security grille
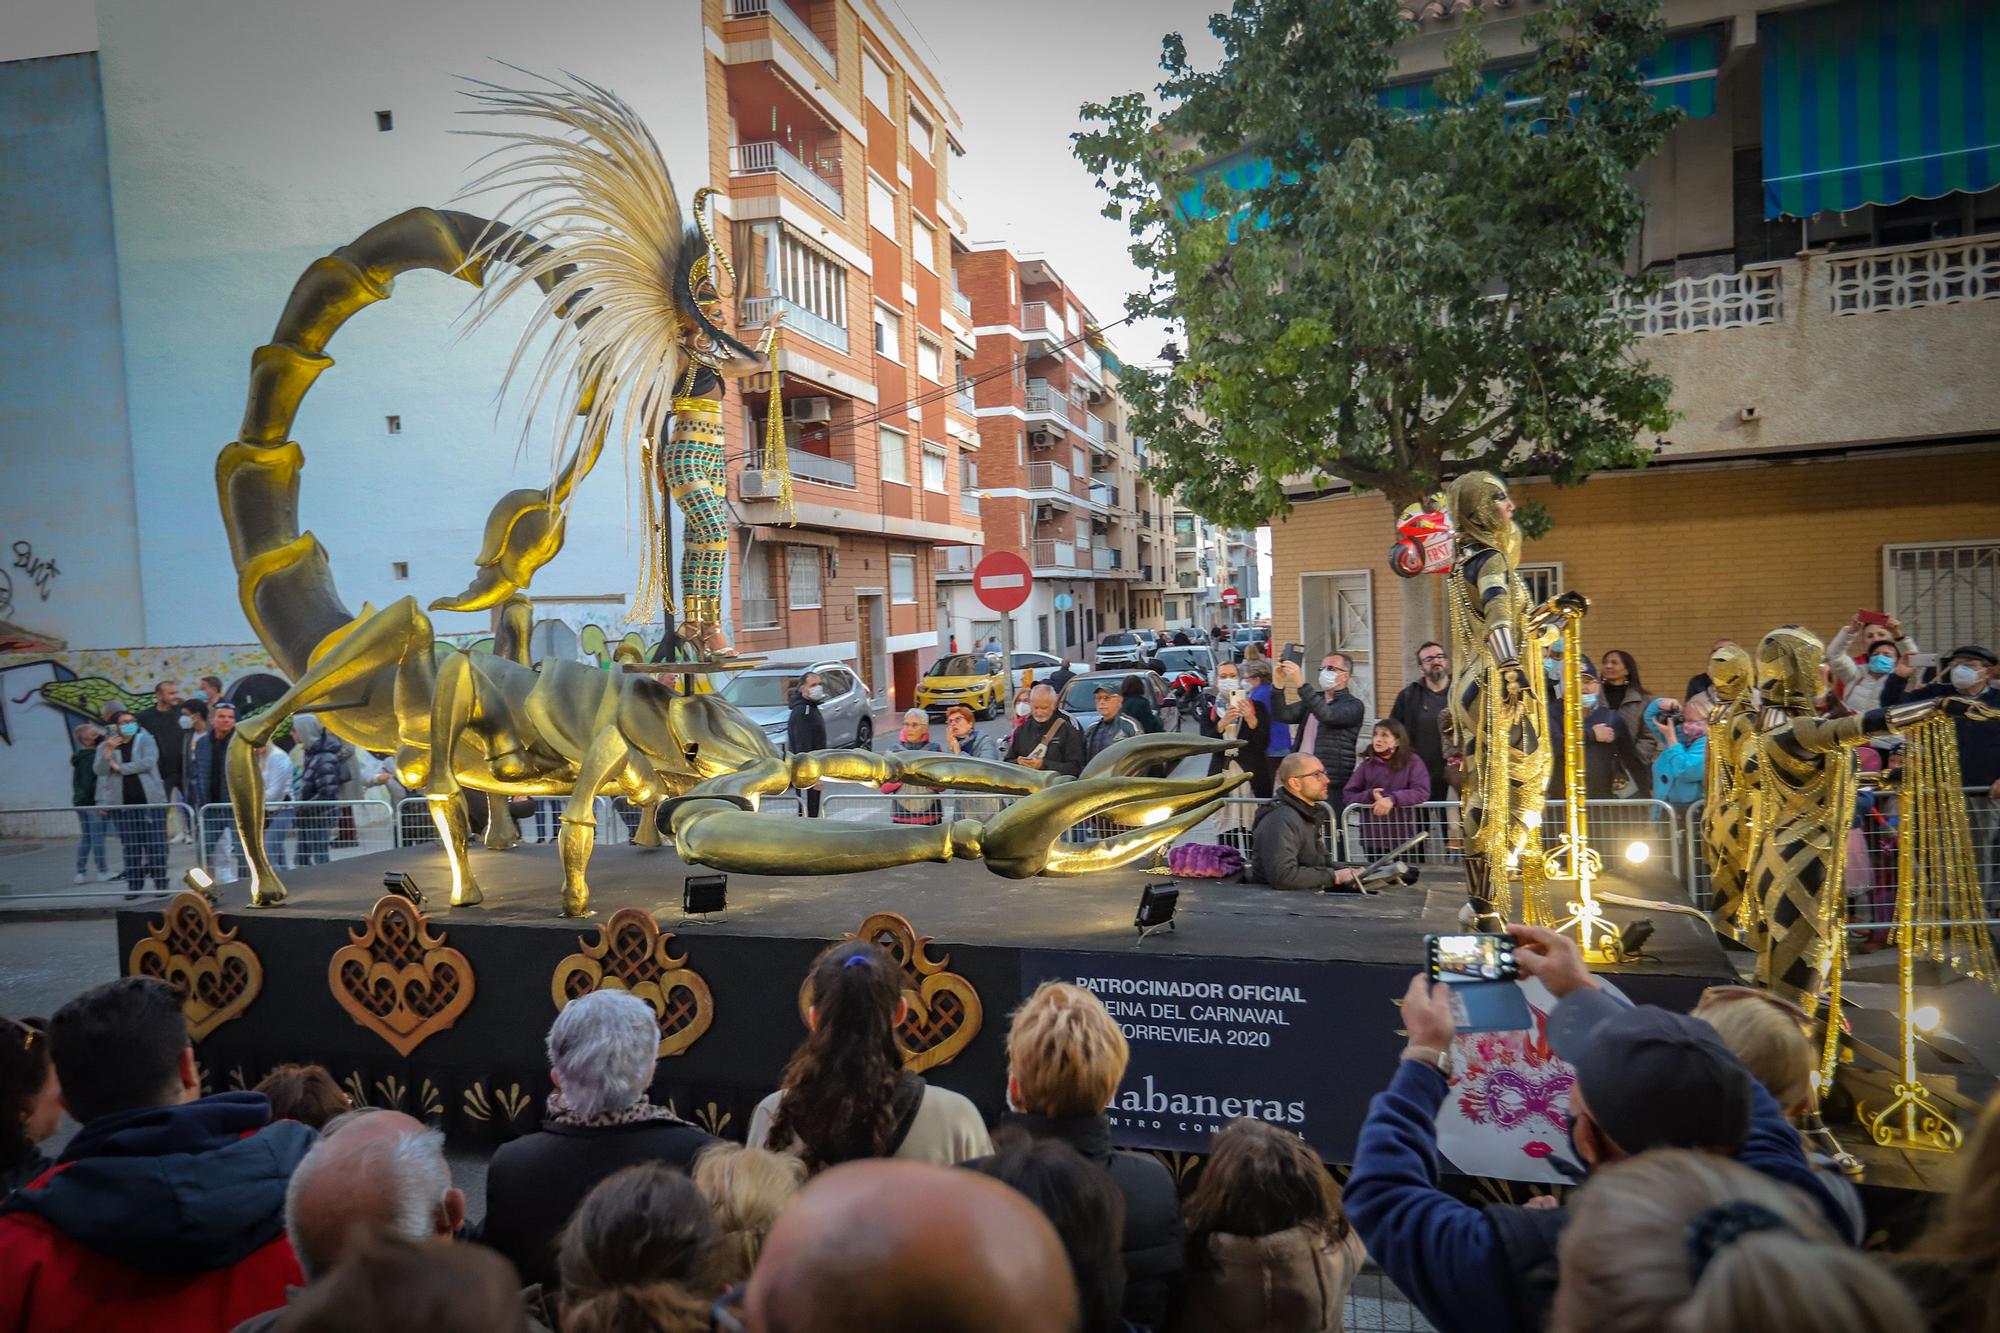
[1885,542,2000,655]
[1518,562,1564,604]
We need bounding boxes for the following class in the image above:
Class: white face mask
[178,714,194,730]
[802,684,823,701]
[1015,702,1031,718]
[1318,668,1342,690]
[1951,663,1984,691]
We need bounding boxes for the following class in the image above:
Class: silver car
[715,661,874,754]
[1057,669,1175,731]
[1095,631,1148,669]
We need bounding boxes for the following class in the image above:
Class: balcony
[1092,547,1124,572]
[1084,413,1107,446]
[1139,562,1156,584]
[937,545,980,574]
[1024,377,1066,422]
[747,445,857,490]
[1026,461,1072,494]
[1089,481,1119,509]
[1032,540,1079,570]
[1082,346,1103,381]
[742,295,849,354]
[1177,571,1202,590]
[955,378,975,413]
[726,0,835,76]
[1020,301,1064,356]
[730,140,843,219]
[960,489,980,517]
[952,287,972,318]
[739,597,780,630]
[1616,266,1781,338]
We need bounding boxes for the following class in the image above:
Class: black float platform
[117,842,1734,1172]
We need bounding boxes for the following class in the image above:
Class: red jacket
[0,1092,313,1333]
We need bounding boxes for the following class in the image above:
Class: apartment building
[934,244,1172,661]
[1261,0,2000,716]
[706,0,982,709]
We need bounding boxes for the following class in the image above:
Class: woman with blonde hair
[1899,1090,2000,1332]
[691,1142,806,1284]
[1553,1149,1917,1333]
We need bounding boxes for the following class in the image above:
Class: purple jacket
[1342,752,1432,855]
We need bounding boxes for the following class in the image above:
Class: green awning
[1377,26,1721,119]
[1761,0,2000,219]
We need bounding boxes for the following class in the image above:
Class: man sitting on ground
[0,976,315,1332]
[1248,753,1362,892]
[232,1109,470,1332]
[738,1159,1079,1332]
[1343,924,1853,1333]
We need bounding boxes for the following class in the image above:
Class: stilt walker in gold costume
[1443,472,1584,929]
[1701,642,1759,940]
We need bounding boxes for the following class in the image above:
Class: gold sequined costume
[1701,643,1760,940]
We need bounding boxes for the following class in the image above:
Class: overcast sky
[900,0,1225,366]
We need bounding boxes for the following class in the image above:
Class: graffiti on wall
[11,542,59,603]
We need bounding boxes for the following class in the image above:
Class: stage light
[1914,1004,1941,1034]
[1616,918,1655,957]
[1135,881,1178,941]
[683,873,728,917]
[182,868,217,902]
[1624,841,1651,865]
[382,872,425,907]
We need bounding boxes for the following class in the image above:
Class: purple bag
[1167,843,1245,878]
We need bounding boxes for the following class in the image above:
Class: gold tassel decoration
[760,322,795,525]
[632,438,673,623]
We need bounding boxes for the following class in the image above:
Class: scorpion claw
[980,770,1250,877]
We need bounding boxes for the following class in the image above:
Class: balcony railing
[1617,266,1782,338]
[1089,482,1119,509]
[1177,571,1202,589]
[1092,547,1123,572]
[937,545,980,573]
[739,597,780,630]
[1032,540,1079,569]
[748,446,857,490]
[951,287,972,317]
[1828,235,2000,315]
[730,140,843,218]
[1020,301,1063,344]
[742,295,849,354]
[955,379,976,413]
[1027,461,1071,493]
[1025,378,1061,415]
[1139,562,1155,583]
[726,0,835,76]
[1084,414,1107,445]
[1082,347,1103,380]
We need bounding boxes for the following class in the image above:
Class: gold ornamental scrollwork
[798,912,983,1073]
[551,907,714,1057]
[329,895,476,1057]
[128,892,264,1041]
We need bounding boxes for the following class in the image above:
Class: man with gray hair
[1002,683,1085,778]
[228,1109,463,1332]
[478,988,713,1291]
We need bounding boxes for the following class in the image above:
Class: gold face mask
[1756,626,1826,713]
[1446,470,1521,566]
[1709,643,1753,700]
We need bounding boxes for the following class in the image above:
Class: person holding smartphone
[1002,684,1085,779]
[1827,612,1919,712]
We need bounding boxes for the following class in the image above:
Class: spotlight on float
[683,873,728,920]
[182,868,218,903]
[1624,841,1650,865]
[1914,1004,1942,1034]
[1135,881,1179,942]
[381,871,425,907]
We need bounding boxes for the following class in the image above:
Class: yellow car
[915,653,1010,719]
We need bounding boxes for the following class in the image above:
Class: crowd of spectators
[5,923,1995,1333]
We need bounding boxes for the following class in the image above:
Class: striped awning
[1377,26,1721,118]
[1761,0,2000,219]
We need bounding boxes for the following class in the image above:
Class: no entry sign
[973,549,1033,613]
[1222,587,1241,606]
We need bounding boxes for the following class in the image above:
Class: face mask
[1544,658,1561,680]
[1579,693,1599,709]
[1867,654,1895,676]
[119,722,139,737]
[178,714,194,730]
[1951,663,1984,691]
[802,685,823,701]
[1015,702,1031,718]
[1317,669,1341,690]
[189,689,208,703]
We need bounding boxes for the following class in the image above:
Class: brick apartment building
[1259,0,2000,718]
[935,243,1172,662]
[705,0,981,709]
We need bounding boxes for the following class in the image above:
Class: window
[821,668,854,697]
[1008,271,1017,303]
[786,547,823,609]
[916,338,943,383]
[891,555,917,604]
[880,425,908,485]
[741,547,777,627]
[910,214,937,271]
[772,228,847,332]
[873,303,902,361]
[1518,562,1564,605]
[922,444,947,492]
[960,457,978,490]
[1886,542,2000,655]
[907,106,933,159]
[863,52,891,114]
[1066,304,1081,334]
[868,175,896,239]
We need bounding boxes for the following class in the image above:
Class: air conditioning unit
[1029,430,1054,450]
[791,397,833,423]
[1034,503,1057,524]
[739,470,780,500]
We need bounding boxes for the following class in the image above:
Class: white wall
[0,0,98,63]
[92,0,708,648]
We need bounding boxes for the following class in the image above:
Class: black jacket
[1002,712,1086,779]
[1390,679,1452,802]
[986,1113,1185,1329]
[135,706,185,788]
[1274,684,1367,789]
[479,1116,716,1293]
[1550,702,1650,799]
[1248,789,1351,891]
[787,691,827,754]
[1884,679,2000,785]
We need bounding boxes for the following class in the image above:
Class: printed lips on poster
[1021,950,1343,1155]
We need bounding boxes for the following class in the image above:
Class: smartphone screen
[1282,642,1306,666]
[1429,932,1520,983]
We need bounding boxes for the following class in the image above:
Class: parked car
[1132,628,1163,658]
[915,653,1011,719]
[1003,650,1063,692]
[717,662,873,752]
[1058,670,1176,732]
[1155,645,1217,686]
[1229,625,1272,656]
[1095,631,1147,668]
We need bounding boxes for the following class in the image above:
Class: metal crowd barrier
[0,801,198,903]
[1685,788,2000,929]
[393,793,803,851]
[198,799,395,877]
[1340,798,1683,881]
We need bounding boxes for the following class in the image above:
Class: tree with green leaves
[1077,0,1680,656]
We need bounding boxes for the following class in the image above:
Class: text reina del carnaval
[1075,976,1305,1043]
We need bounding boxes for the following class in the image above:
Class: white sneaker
[219,869,240,885]
[96,869,117,882]
[74,872,87,883]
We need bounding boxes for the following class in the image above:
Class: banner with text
[1021,950,1375,1158]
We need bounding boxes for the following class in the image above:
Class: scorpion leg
[427,652,491,907]
[560,725,659,917]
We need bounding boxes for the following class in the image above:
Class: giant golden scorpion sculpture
[217,77,1242,917]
